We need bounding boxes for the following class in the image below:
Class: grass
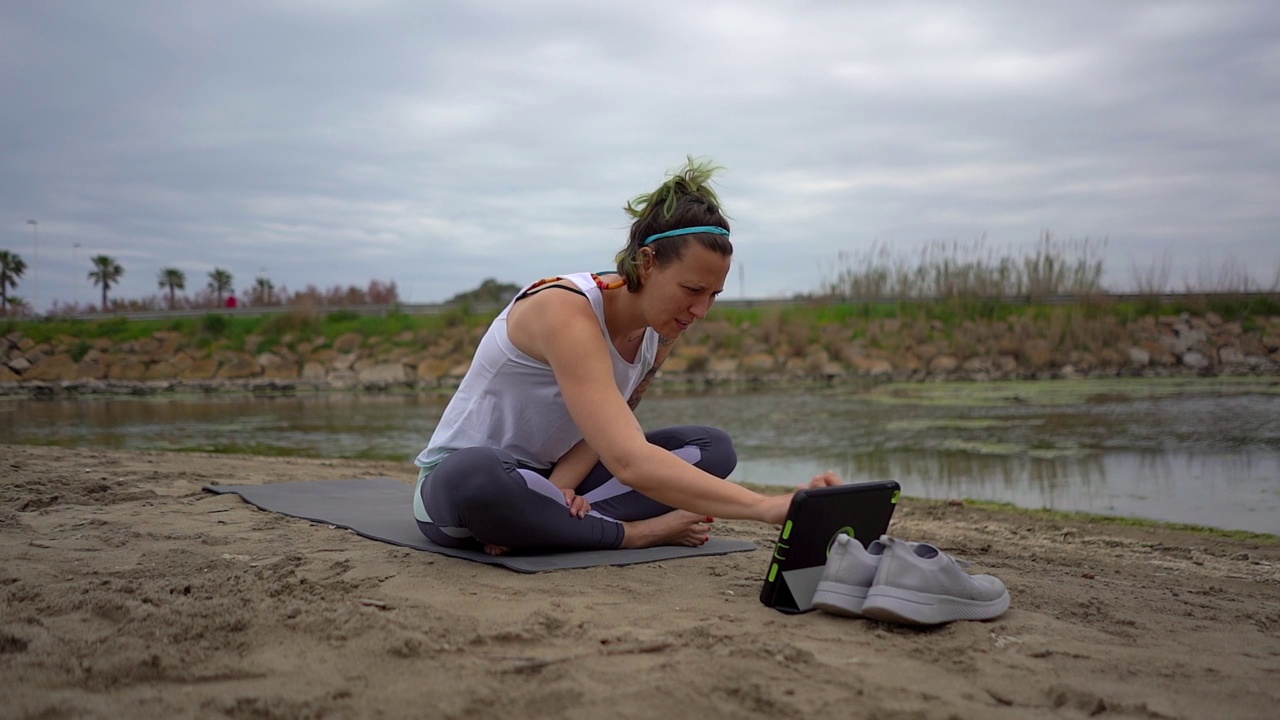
[4,240,1276,365]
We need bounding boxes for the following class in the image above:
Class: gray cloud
[3,0,1277,310]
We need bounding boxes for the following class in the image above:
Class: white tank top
[413,273,659,523]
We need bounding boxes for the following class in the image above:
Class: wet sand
[2,444,1278,719]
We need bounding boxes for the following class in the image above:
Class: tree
[0,249,27,314]
[445,277,521,306]
[207,268,233,306]
[88,255,124,311]
[158,267,186,309]
[252,276,275,305]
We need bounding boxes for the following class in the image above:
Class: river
[3,378,1277,534]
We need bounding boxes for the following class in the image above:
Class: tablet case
[758,481,900,613]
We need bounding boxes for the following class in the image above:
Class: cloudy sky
[3,0,1277,310]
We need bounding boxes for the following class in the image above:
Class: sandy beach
[2,444,1278,719]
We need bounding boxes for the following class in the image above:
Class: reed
[816,232,1106,302]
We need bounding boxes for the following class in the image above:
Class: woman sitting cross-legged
[412,158,840,555]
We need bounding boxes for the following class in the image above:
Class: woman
[413,158,838,555]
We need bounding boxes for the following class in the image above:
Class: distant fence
[15,292,1279,323]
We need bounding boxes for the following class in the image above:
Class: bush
[201,314,230,336]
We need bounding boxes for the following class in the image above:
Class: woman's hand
[758,470,846,525]
[561,488,591,518]
[804,470,842,489]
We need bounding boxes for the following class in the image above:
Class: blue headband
[642,225,730,246]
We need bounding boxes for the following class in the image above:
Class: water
[2,380,1277,534]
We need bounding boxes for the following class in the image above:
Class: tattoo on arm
[629,334,676,410]
[627,368,657,411]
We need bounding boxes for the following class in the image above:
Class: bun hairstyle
[615,156,733,292]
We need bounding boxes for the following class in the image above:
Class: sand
[1,444,1278,720]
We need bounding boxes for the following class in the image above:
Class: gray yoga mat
[203,477,758,573]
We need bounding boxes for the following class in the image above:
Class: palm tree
[207,268,233,306]
[158,267,186,309]
[88,255,124,311]
[253,276,275,305]
[0,249,27,314]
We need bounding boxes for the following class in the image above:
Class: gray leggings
[415,426,736,552]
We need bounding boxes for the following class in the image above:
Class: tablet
[758,480,901,614]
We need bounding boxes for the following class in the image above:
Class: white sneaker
[812,533,888,617]
[861,536,1010,625]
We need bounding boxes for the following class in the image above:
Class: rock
[914,343,940,363]
[1205,312,1222,327]
[1023,339,1053,370]
[357,363,409,384]
[1180,351,1209,369]
[742,353,776,374]
[447,361,471,378]
[144,361,181,380]
[928,355,958,374]
[216,353,263,379]
[300,361,328,381]
[1097,348,1124,368]
[707,358,738,375]
[263,361,299,380]
[992,355,1019,374]
[179,359,219,380]
[328,369,358,388]
[331,352,360,371]
[0,365,18,383]
[849,356,892,377]
[415,359,454,382]
[259,351,299,379]
[243,334,264,354]
[1217,321,1243,338]
[1140,341,1176,366]
[6,356,32,373]
[1244,354,1274,371]
[168,352,197,373]
[1069,351,1097,372]
[75,358,108,380]
[660,356,689,373]
[1261,335,1280,352]
[1218,346,1245,365]
[333,332,364,354]
[108,359,149,381]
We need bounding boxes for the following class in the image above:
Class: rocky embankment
[2,310,1279,396]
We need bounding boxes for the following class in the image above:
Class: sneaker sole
[861,585,1010,625]
[811,581,869,617]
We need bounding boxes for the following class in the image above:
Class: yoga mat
[203,477,758,573]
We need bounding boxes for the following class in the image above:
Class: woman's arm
[514,291,793,523]
[547,439,599,491]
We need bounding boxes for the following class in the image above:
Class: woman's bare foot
[620,510,712,549]
[484,543,511,556]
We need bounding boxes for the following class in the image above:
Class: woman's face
[640,243,731,338]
